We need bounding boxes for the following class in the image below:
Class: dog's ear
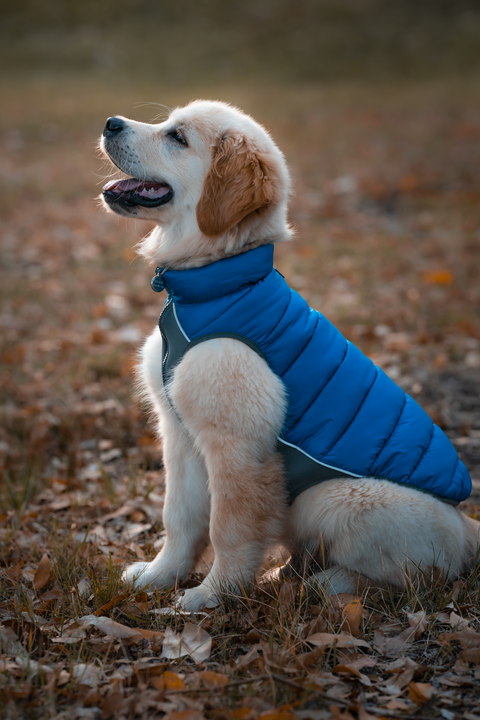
[196,133,276,238]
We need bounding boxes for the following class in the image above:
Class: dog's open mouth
[103,178,174,208]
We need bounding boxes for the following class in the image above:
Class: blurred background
[1,0,480,529]
[3,0,480,83]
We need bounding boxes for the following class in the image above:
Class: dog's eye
[168,129,187,146]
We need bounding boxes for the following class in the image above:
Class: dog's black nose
[103,117,125,136]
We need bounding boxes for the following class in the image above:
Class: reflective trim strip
[173,303,190,342]
[277,437,362,478]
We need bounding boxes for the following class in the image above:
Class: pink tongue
[103,178,170,198]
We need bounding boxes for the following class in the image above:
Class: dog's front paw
[176,584,219,611]
[122,562,154,589]
[122,561,177,591]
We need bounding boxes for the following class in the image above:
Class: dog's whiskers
[133,101,172,124]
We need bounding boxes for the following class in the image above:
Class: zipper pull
[151,266,166,292]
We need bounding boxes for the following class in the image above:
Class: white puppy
[100,100,479,611]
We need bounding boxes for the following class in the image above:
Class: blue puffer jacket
[156,243,471,505]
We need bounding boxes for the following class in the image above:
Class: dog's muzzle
[101,117,174,210]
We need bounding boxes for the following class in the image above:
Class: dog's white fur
[100,100,479,610]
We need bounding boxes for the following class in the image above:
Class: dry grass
[1,76,480,718]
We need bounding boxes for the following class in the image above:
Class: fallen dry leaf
[384,699,411,711]
[422,269,454,285]
[409,680,435,705]
[33,554,51,590]
[80,688,102,709]
[329,594,362,608]
[162,623,212,663]
[407,609,427,639]
[357,706,378,720]
[379,657,418,693]
[134,591,149,611]
[56,670,70,687]
[447,611,471,631]
[128,541,147,561]
[134,660,167,678]
[328,706,355,720]
[222,710,251,720]
[346,656,377,671]
[71,662,103,687]
[150,670,186,691]
[133,626,165,641]
[60,614,163,645]
[309,676,340,695]
[437,672,474,687]
[5,681,33,699]
[343,600,364,637]
[167,711,205,720]
[0,626,26,656]
[94,592,129,616]
[36,588,62,613]
[245,628,262,643]
[180,622,212,662]
[440,631,480,648]
[295,647,324,669]
[460,648,480,664]
[259,706,297,720]
[5,562,24,581]
[51,636,85,645]
[333,663,371,686]
[373,626,414,654]
[89,614,163,642]
[235,645,265,673]
[306,631,371,651]
[195,670,229,688]
[302,614,327,638]
[99,688,124,719]
[79,615,143,641]
[451,579,464,601]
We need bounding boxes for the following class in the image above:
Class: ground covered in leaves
[1,77,480,719]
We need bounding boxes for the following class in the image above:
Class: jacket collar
[162,244,274,304]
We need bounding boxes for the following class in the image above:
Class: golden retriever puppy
[100,100,479,611]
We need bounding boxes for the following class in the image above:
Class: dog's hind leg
[313,567,361,595]
[170,338,288,611]
[311,567,392,596]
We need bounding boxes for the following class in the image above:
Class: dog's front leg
[170,339,288,611]
[178,451,286,610]
[123,406,210,590]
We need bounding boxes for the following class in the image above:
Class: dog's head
[99,100,292,267]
